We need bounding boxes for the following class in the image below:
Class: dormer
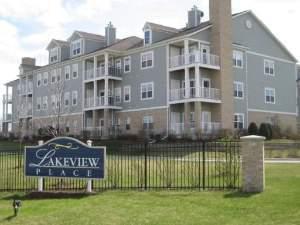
[68,31,106,57]
[46,39,69,64]
[143,22,179,46]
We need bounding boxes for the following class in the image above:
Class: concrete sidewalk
[265,158,300,163]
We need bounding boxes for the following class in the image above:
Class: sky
[0,0,299,119]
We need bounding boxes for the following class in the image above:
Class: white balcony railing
[169,87,221,102]
[85,96,122,108]
[84,66,122,80]
[170,122,221,135]
[169,52,220,69]
[3,95,12,103]
[85,68,94,80]
[85,97,95,108]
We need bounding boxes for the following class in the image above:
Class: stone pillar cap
[240,135,266,141]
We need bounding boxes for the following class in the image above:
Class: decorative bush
[259,123,272,140]
[248,122,258,135]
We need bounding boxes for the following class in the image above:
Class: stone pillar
[240,135,265,193]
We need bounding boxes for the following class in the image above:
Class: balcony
[169,52,220,70]
[169,87,221,103]
[20,82,33,95]
[19,107,33,118]
[3,113,12,122]
[171,122,221,135]
[84,66,122,81]
[84,96,122,109]
[3,95,12,103]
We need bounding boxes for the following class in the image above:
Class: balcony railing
[85,66,122,80]
[20,82,33,95]
[169,52,220,69]
[171,122,221,135]
[3,95,12,103]
[169,87,221,102]
[85,96,122,108]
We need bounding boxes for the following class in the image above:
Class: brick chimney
[209,0,234,130]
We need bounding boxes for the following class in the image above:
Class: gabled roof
[144,22,179,33]
[107,36,143,51]
[68,30,105,42]
[46,39,69,50]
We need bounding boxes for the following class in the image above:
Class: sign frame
[24,137,106,180]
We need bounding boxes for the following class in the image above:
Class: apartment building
[2,0,298,139]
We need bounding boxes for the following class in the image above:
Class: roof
[145,22,179,33]
[74,30,105,41]
[46,39,69,50]
[107,36,143,51]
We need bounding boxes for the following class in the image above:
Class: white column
[104,53,109,76]
[195,67,200,97]
[38,140,44,192]
[5,86,8,120]
[93,57,97,107]
[93,56,97,78]
[184,40,190,98]
[86,140,93,193]
[104,53,109,106]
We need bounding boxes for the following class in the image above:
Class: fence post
[144,142,148,190]
[38,140,44,192]
[240,135,265,193]
[86,140,93,193]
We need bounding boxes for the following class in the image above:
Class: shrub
[248,122,258,135]
[259,123,272,140]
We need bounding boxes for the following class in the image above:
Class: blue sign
[25,137,106,179]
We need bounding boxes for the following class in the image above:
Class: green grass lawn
[0,164,299,225]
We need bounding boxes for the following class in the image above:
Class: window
[51,70,56,83]
[37,97,41,111]
[234,81,244,99]
[233,50,243,68]
[50,47,58,63]
[234,113,244,129]
[115,59,122,70]
[72,64,78,79]
[141,82,154,100]
[124,56,131,73]
[37,73,42,87]
[51,95,56,109]
[43,72,48,86]
[144,29,152,45]
[71,39,81,56]
[64,92,70,107]
[114,88,121,103]
[65,66,70,80]
[143,116,154,129]
[264,59,275,76]
[125,117,131,130]
[57,68,61,82]
[42,96,48,110]
[265,88,275,104]
[141,51,154,69]
[124,86,131,102]
[72,91,78,106]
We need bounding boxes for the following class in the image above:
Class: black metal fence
[0,141,241,192]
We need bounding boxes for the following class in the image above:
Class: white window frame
[265,87,276,104]
[37,97,41,111]
[234,113,244,129]
[114,87,122,103]
[49,47,59,63]
[43,72,48,86]
[71,39,82,57]
[264,59,275,76]
[233,50,243,68]
[51,95,56,109]
[124,86,131,103]
[143,115,154,129]
[233,81,244,99]
[64,92,70,107]
[57,68,62,82]
[42,96,48,110]
[141,51,154,69]
[65,66,70,80]
[72,64,78,79]
[115,59,122,70]
[124,56,131,73]
[51,69,57,84]
[125,117,131,130]
[37,73,42,87]
[141,82,154,100]
[72,91,78,106]
[144,29,152,45]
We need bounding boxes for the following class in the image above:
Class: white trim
[248,108,297,116]
[33,112,83,120]
[233,50,244,69]
[264,59,275,76]
[121,106,168,113]
[123,85,131,103]
[72,90,78,106]
[123,56,131,73]
[264,87,276,104]
[144,29,152,46]
[247,51,295,64]
[140,81,154,100]
[233,81,244,99]
[140,51,154,70]
[233,113,245,129]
